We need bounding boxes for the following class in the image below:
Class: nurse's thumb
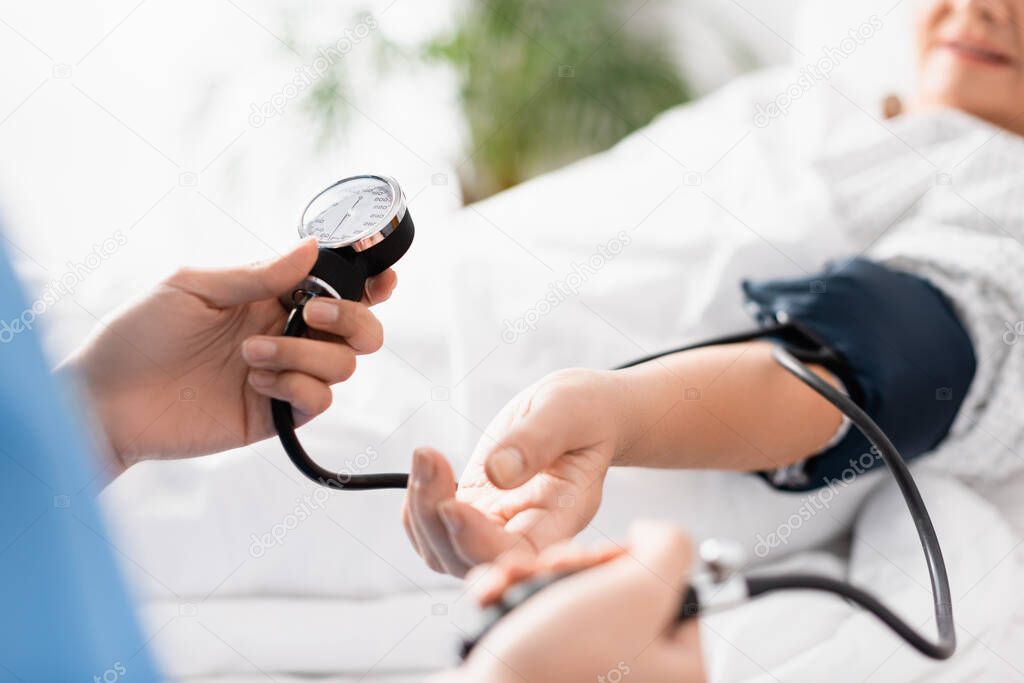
[483,396,592,489]
[484,445,536,489]
[167,238,319,308]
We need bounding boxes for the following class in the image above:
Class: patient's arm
[611,340,843,470]
[402,341,841,577]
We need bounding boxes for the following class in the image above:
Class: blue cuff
[741,258,976,492]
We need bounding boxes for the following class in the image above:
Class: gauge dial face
[299,176,401,248]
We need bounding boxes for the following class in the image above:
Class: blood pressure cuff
[741,258,976,492]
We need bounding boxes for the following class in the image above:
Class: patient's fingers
[247,370,333,419]
[404,451,441,571]
[408,447,467,576]
[439,501,521,569]
[401,497,429,568]
[242,336,356,383]
[302,299,384,354]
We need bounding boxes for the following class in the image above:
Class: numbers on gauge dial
[303,178,395,246]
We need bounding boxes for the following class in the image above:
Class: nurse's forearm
[611,341,844,471]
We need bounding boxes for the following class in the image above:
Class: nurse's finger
[408,447,468,576]
[302,299,384,354]
[364,268,397,305]
[469,540,624,606]
[483,381,602,489]
[468,559,536,606]
[242,336,357,384]
[247,370,333,419]
[531,540,625,575]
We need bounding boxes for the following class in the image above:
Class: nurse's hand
[454,522,706,683]
[65,239,396,471]
[402,368,624,577]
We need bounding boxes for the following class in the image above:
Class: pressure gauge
[288,174,414,304]
[299,175,407,251]
[274,173,415,490]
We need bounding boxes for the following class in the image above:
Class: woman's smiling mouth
[940,38,1014,66]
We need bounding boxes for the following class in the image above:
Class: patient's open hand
[402,368,625,577]
[64,239,396,472]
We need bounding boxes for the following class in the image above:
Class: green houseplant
[301,0,691,203]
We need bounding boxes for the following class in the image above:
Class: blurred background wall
[0,0,806,359]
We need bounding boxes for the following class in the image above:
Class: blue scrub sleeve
[741,258,976,492]
[0,241,161,681]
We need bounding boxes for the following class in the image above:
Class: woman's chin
[913,73,1024,128]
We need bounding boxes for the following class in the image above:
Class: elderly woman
[413,0,1024,680]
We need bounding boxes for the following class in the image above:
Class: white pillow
[794,0,915,102]
[662,0,806,94]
